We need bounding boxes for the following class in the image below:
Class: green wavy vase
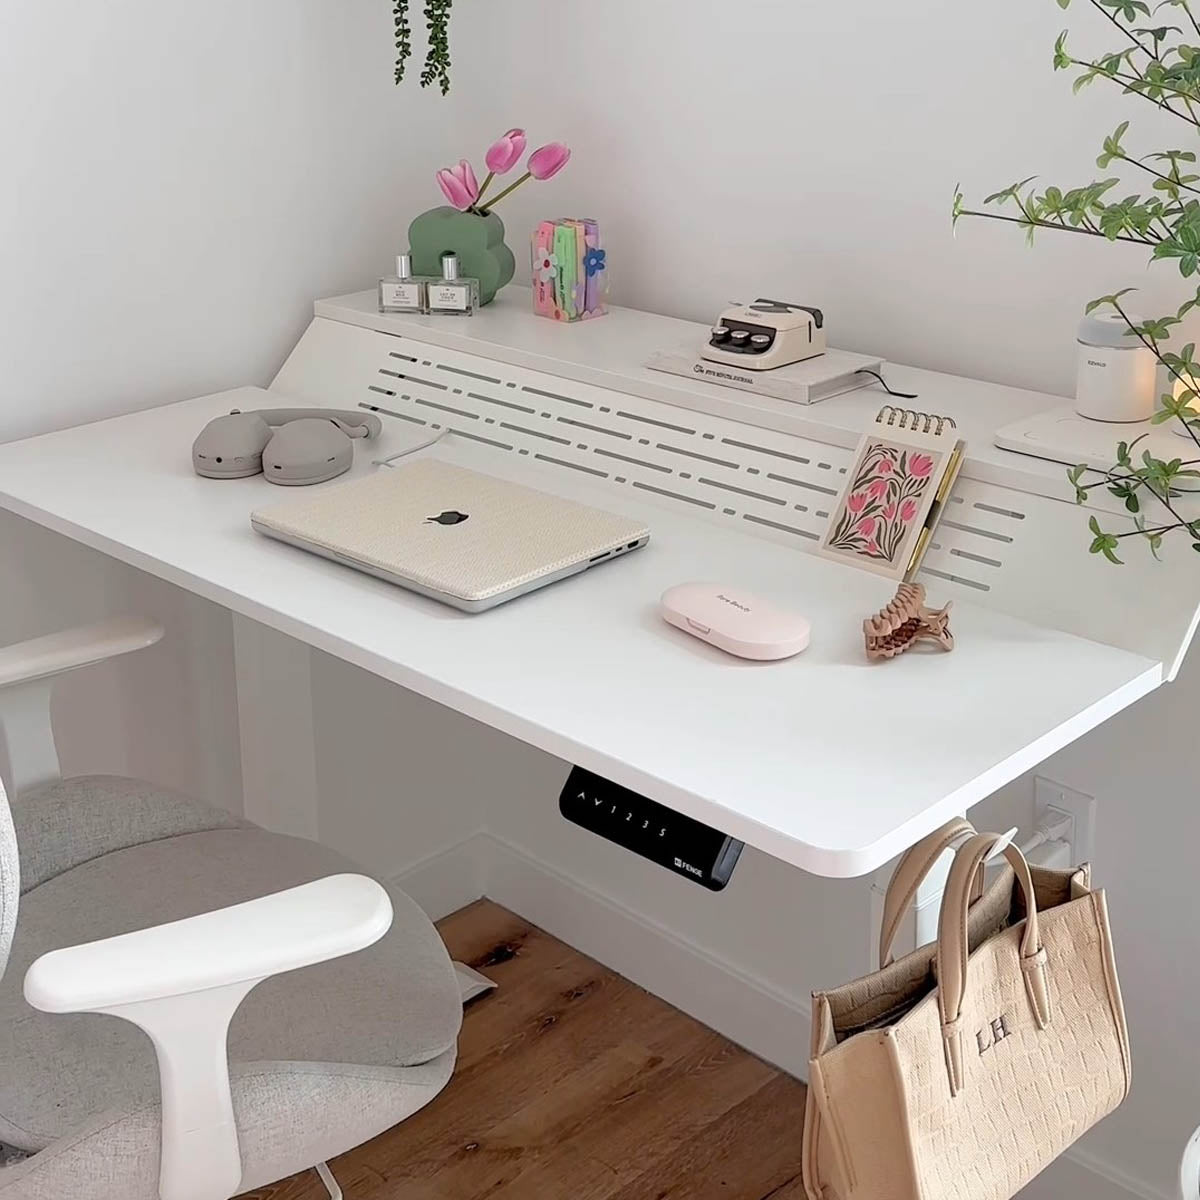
[408,207,516,307]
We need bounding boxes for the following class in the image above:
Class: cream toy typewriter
[700,299,826,371]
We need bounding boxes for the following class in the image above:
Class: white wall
[991,655,1200,1200]
[1,3,1195,1198]
[0,0,452,795]
[0,0,453,440]
[441,0,1187,400]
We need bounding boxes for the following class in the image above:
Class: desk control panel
[559,767,744,891]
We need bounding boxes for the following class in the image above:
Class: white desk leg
[232,615,319,840]
[912,847,954,948]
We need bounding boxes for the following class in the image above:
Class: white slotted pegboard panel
[274,316,1200,674]
[359,337,1019,598]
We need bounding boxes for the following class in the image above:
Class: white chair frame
[0,617,391,1200]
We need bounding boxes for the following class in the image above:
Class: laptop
[250,458,651,612]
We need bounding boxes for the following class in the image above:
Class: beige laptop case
[251,458,650,611]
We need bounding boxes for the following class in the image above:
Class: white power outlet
[1033,777,1096,864]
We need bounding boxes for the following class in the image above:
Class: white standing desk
[0,292,1194,879]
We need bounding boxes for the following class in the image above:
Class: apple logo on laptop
[427,510,469,526]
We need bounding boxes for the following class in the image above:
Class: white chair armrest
[24,872,391,1011]
[0,616,164,688]
[24,874,394,1200]
[0,617,165,796]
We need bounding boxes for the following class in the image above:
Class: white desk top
[0,386,1160,877]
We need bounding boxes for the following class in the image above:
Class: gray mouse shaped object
[192,408,383,485]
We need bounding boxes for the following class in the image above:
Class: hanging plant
[394,0,454,95]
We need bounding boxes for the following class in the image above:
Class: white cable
[1018,811,1074,857]
[372,427,449,468]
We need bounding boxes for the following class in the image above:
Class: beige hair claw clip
[864,582,954,661]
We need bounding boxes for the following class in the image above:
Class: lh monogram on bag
[976,1014,1013,1055]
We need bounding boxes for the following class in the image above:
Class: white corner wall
[0,1,453,440]
[0,0,452,797]
[2,4,1195,1198]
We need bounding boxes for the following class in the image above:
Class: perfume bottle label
[380,282,422,310]
[430,285,469,311]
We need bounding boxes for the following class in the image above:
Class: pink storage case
[660,583,811,661]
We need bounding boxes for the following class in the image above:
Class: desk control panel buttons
[559,767,744,891]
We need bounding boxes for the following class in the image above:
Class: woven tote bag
[802,823,1131,1200]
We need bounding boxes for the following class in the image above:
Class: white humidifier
[1075,311,1156,422]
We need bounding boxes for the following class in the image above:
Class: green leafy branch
[956,0,1200,560]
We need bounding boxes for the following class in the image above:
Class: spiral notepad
[817,406,965,581]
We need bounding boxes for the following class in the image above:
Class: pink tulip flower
[436,159,480,211]
[528,142,571,180]
[909,453,934,479]
[846,492,867,514]
[877,457,893,474]
[867,478,888,500]
[857,517,876,538]
[900,499,919,523]
[486,129,526,175]
[882,503,897,521]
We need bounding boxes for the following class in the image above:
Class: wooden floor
[239,900,808,1200]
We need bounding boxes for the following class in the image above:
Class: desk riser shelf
[278,316,1200,676]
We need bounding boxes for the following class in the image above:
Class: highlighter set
[531,218,608,321]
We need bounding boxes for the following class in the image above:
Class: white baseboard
[387,834,489,922]
[1021,1148,1170,1200]
[484,832,814,1079]
[393,831,812,1079]
[1068,1147,1176,1200]
[392,834,1164,1200]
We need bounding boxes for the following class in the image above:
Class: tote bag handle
[936,832,1051,1097]
[878,818,977,968]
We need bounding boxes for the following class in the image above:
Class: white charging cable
[372,427,450,469]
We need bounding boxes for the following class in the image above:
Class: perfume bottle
[427,254,480,317]
[378,253,426,314]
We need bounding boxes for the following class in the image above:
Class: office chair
[0,617,463,1200]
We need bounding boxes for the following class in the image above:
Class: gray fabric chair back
[0,779,17,982]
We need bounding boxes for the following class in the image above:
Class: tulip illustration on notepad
[826,444,939,565]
